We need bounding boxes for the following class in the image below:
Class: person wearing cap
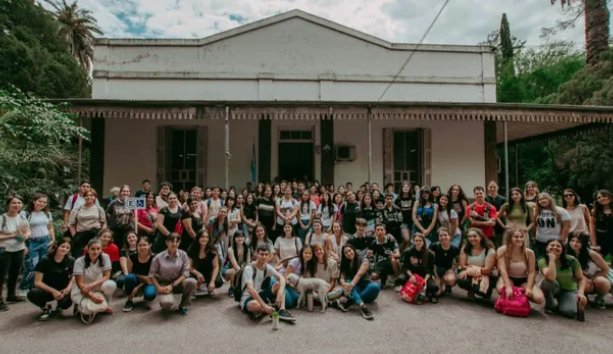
[467,186,498,241]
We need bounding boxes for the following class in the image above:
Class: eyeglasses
[563,194,574,198]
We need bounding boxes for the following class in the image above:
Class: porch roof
[50,99,613,143]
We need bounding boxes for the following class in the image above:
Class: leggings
[27,287,73,310]
[540,279,578,318]
[0,250,25,302]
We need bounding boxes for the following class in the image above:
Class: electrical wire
[374,0,452,105]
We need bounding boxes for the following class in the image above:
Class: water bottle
[306,292,314,312]
[272,312,279,330]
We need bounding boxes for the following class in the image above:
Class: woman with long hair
[317,192,337,232]
[437,194,461,248]
[431,186,441,204]
[122,236,156,312]
[312,243,343,301]
[305,219,334,255]
[105,184,134,250]
[276,186,299,241]
[358,194,378,236]
[297,191,317,243]
[256,186,276,238]
[524,181,539,207]
[340,191,360,235]
[412,186,439,245]
[241,194,258,238]
[136,191,159,241]
[329,220,348,262]
[154,192,183,254]
[566,232,611,309]
[457,228,496,300]
[224,231,251,297]
[226,197,242,245]
[156,182,172,209]
[18,193,55,296]
[447,184,469,227]
[250,223,275,263]
[396,233,439,298]
[116,231,138,290]
[274,222,302,261]
[539,239,587,319]
[496,187,535,244]
[334,244,378,320]
[495,229,544,304]
[535,193,571,258]
[395,181,415,232]
[27,237,74,321]
[71,238,117,319]
[180,197,204,251]
[68,189,106,258]
[590,189,613,264]
[562,189,590,234]
[188,230,222,296]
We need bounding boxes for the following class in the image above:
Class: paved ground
[1,283,613,354]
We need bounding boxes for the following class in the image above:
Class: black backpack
[232,264,268,302]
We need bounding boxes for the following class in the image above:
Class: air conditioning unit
[335,145,356,161]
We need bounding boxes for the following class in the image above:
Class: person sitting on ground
[312,243,343,301]
[395,233,439,298]
[368,224,401,288]
[333,244,379,320]
[566,232,611,310]
[71,238,117,316]
[224,231,251,298]
[539,239,587,319]
[347,218,375,259]
[495,228,544,305]
[239,244,296,322]
[27,238,74,321]
[123,236,156,312]
[148,233,197,315]
[428,227,459,296]
[116,230,138,290]
[457,228,497,300]
[187,229,223,296]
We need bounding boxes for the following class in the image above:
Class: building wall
[333,120,485,193]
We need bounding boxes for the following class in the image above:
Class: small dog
[287,273,330,312]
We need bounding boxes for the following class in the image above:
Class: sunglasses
[564,194,574,198]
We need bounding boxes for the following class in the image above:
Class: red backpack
[400,274,426,304]
[495,286,531,317]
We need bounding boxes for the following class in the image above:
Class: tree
[0,87,89,218]
[499,13,514,62]
[547,0,610,65]
[0,0,89,98]
[44,0,103,71]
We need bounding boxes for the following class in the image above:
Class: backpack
[494,286,531,317]
[0,213,28,232]
[206,198,224,208]
[69,194,79,210]
[232,264,267,302]
[400,274,426,304]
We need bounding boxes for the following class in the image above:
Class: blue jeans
[124,273,157,301]
[298,219,312,244]
[270,277,300,309]
[19,236,50,291]
[344,279,380,305]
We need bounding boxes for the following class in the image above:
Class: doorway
[278,129,314,181]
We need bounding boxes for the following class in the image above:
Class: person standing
[466,186,497,241]
[62,181,100,237]
[106,185,134,250]
[485,181,507,247]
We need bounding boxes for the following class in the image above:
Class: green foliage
[0,87,89,212]
[499,14,514,61]
[0,0,89,98]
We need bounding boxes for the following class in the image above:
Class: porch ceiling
[495,121,586,143]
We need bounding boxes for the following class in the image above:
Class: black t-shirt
[394,196,414,226]
[181,210,204,237]
[159,206,183,234]
[486,195,507,234]
[402,247,435,277]
[243,204,256,220]
[192,251,217,277]
[256,198,276,223]
[428,242,459,270]
[35,256,75,291]
[129,253,153,276]
[120,249,137,258]
[368,235,399,264]
[347,235,375,256]
[135,190,149,198]
[341,201,360,234]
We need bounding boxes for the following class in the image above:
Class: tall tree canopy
[0,0,89,98]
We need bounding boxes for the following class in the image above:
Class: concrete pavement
[1,284,613,354]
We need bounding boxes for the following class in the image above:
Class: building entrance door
[278,129,314,182]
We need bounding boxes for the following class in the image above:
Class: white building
[64,10,613,195]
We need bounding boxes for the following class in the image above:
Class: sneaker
[6,296,25,303]
[0,302,7,312]
[360,305,374,320]
[195,285,208,296]
[51,308,63,316]
[104,308,113,315]
[227,287,234,298]
[249,311,265,320]
[338,299,353,312]
[38,309,51,321]
[123,300,134,312]
[72,305,79,316]
[178,307,188,315]
[17,289,28,298]
[277,309,296,322]
[330,299,340,309]
[594,298,606,310]
[445,286,452,294]
[393,285,402,293]
[544,307,555,315]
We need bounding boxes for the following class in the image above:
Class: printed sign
[125,197,146,210]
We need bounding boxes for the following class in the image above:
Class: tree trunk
[584,0,610,65]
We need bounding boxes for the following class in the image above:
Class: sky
[56,0,595,47]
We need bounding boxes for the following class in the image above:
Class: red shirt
[137,207,158,229]
[467,202,497,238]
[83,243,121,262]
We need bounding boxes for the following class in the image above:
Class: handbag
[400,274,426,304]
[494,286,531,317]
[79,292,109,324]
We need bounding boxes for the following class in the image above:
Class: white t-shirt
[276,198,299,225]
[227,208,241,236]
[0,214,28,252]
[64,194,100,210]
[536,206,571,243]
[240,263,279,308]
[22,211,52,239]
[72,253,112,287]
[274,237,302,260]
[317,204,338,227]
[298,200,317,220]
[314,258,340,282]
[207,198,223,220]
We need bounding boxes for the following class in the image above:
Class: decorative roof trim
[68,107,198,120]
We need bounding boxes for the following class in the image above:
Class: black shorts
[510,277,528,287]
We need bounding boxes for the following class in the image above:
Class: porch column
[258,117,271,183]
[367,108,372,183]
[484,121,498,185]
[225,106,230,190]
[320,112,334,185]
[89,116,105,194]
[503,121,510,199]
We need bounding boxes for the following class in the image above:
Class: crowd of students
[0,178,611,324]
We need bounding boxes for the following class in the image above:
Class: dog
[287,273,330,312]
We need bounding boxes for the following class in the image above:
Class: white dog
[287,273,330,312]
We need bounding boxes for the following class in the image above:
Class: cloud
[65,0,592,46]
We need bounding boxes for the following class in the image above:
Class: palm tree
[550,0,610,65]
[44,0,103,70]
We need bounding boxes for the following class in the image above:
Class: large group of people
[0,178,612,325]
